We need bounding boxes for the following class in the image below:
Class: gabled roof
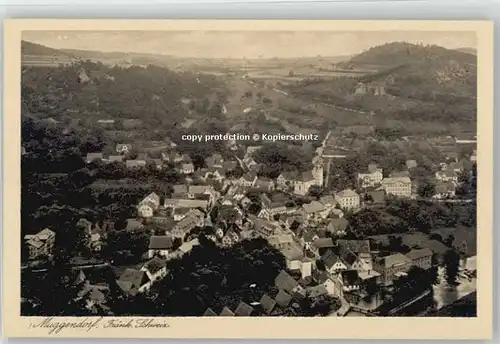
[327,218,349,233]
[117,269,148,291]
[234,301,254,316]
[337,239,371,254]
[406,248,433,261]
[274,290,292,307]
[381,177,411,185]
[340,249,359,267]
[260,294,277,314]
[274,270,298,293]
[302,201,326,214]
[322,250,340,269]
[319,195,337,206]
[312,238,335,249]
[142,257,167,274]
[148,236,173,249]
[299,171,315,182]
[86,152,103,161]
[219,307,235,316]
[307,285,328,298]
[203,308,217,316]
[335,189,359,198]
[378,253,412,269]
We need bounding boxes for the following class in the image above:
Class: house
[86,152,103,163]
[307,284,329,298]
[141,257,168,282]
[406,160,418,169]
[259,294,277,315]
[116,268,151,296]
[164,199,209,212]
[338,270,361,292]
[319,195,337,207]
[381,177,412,198]
[115,143,132,154]
[326,217,349,236]
[125,218,143,231]
[435,169,458,183]
[300,201,332,220]
[357,164,383,188]
[253,178,275,192]
[181,163,195,174]
[294,171,318,196]
[322,250,348,274]
[334,189,360,210]
[301,260,314,280]
[276,171,298,191]
[173,207,192,221]
[106,155,124,163]
[24,228,56,260]
[148,236,173,258]
[178,238,200,256]
[249,216,280,236]
[126,160,147,169]
[162,151,183,164]
[234,301,254,316]
[170,209,205,238]
[330,208,344,219]
[373,253,413,286]
[238,171,258,187]
[268,234,295,251]
[433,180,457,199]
[312,238,335,251]
[222,230,239,247]
[406,248,433,270]
[137,192,161,218]
[217,205,244,227]
[205,154,224,168]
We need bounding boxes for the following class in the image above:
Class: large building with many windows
[381,177,412,197]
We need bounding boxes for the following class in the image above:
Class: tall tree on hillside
[443,248,461,287]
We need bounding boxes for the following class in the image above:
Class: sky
[22,31,477,59]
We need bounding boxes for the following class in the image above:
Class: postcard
[2,19,494,339]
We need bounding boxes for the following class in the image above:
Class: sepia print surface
[3,20,493,339]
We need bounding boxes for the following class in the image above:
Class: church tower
[312,155,324,187]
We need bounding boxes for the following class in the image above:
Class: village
[23,127,477,317]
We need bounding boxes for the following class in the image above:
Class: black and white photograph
[3,20,493,339]
[18,27,481,319]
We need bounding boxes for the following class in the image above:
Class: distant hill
[22,40,73,57]
[455,47,477,56]
[322,41,477,99]
[345,41,476,68]
[287,42,477,132]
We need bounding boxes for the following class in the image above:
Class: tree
[417,178,436,198]
[307,185,322,199]
[443,249,461,287]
